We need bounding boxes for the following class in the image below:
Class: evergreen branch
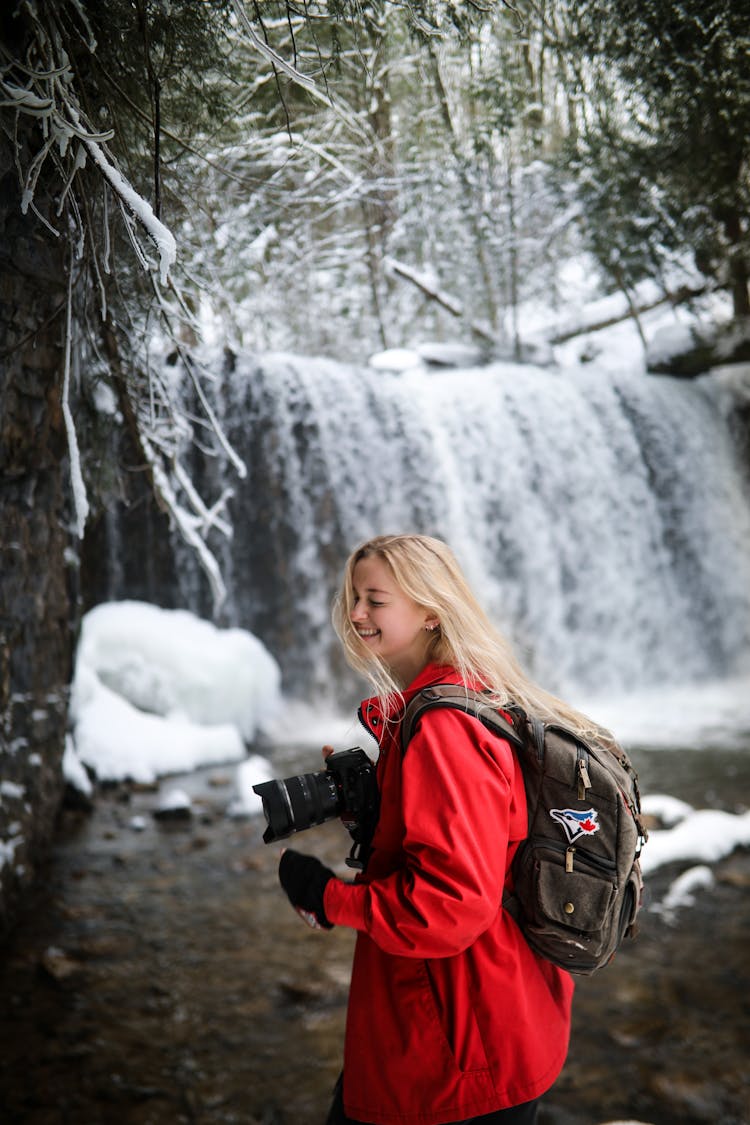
[231,0,330,101]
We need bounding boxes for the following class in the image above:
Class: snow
[640,793,693,827]
[369,255,731,383]
[515,256,731,379]
[62,267,90,538]
[157,787,192,813]
[80,129,177,286]
[74,602,280,740]
[640,808,750,877]
[70,664,246,785]
[637,794,750,918]
[68,602,281,785]
[0,838,23,871]
[92,380,119,416]
[653,865,715,922]
[368,347,424,372]
[369,342,486,372]
[0,781,25,802]
[227,755,277,818]
[417,342,485,368]
[62,734,92,797]
[645,321,698,367]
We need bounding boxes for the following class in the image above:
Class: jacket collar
[402,661,464,702]
[358,661,462,739]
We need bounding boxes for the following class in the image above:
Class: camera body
[252,748,379,865]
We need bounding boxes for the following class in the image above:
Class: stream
[1,739,748,1125]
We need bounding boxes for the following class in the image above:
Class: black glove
[278,849,335,930]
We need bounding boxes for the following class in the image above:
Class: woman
[278,534,598,1125]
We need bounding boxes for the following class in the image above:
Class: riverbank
[0,742,748,1125]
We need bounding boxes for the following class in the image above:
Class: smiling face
[350,554,438,687]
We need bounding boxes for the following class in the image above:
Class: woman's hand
[279,848,335,930]
[322,744,335,761]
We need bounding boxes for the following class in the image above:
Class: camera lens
[253,770,340,843]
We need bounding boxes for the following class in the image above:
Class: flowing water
[166,356,750,705]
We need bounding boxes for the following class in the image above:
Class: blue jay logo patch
[550,807,600,844]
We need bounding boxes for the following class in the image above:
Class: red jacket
[324,662,574,1125]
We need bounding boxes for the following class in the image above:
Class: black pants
[325,1074,540,1125]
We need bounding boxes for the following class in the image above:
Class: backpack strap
[400,684,525,755]
[400,684,528,925]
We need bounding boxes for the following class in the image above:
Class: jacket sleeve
[324,708,516,957]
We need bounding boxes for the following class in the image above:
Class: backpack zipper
[532,836,618,877]
[576,747,592,800]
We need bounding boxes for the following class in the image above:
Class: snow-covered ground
[370,256,735,378]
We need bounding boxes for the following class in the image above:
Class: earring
[425,623,439,632]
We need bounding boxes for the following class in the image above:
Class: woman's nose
[351,601,367,622]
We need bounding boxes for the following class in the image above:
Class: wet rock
[39,946,84,984]
[646,317,750,377]
[62,782,94,813]
[208,773,232,788]
[649,1073,729,1123]
[716,851,750,888]
[153,806,193,822]
[154,788,193,822]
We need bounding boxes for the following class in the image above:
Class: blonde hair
[332,533,612,745]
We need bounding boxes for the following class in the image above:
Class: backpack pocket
[534,858,616,933]
[514,844,619,971]
[617,860,643,943]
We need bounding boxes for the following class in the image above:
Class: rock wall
[0,144,77,942]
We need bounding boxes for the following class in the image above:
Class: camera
[252,747,379,867]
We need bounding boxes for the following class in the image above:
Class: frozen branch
[547,283,707,345]
[180,350,247,480]
[231,0,329,102]
[387,257,497,345]
[62,261,90,538]
[67,105,176,285]
[142,433,228,610]
[173,460,233,540]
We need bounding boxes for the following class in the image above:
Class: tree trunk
[725,208,750,318]
[428,44,500,334]
[0,136,78,940]
[359,5,396,350]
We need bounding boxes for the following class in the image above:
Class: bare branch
[387,257,497,345]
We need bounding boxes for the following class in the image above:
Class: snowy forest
[2,2,750,1123]
[4,0,750,589]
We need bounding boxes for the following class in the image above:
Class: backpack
[401,684,648,975]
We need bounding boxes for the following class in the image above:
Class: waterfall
[188,353,750,706]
